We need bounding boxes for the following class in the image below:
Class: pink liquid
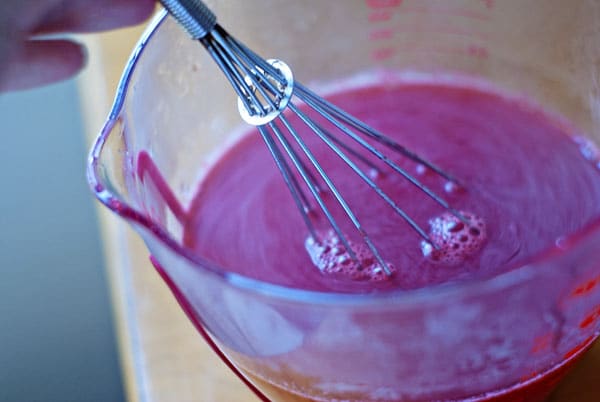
[183,82,600,292]
[163,81,600,401]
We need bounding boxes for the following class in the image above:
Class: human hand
[0,0,156,92]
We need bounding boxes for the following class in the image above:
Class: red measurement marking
[372,46,396,61]
[530,333,553,355]
[369,10,393,22]
[369,28,394,40]
[371,39,490,59]
[579,304,600,329]
[467,44,489,59]
[383,43,466,56]
[563,335,595,360]
[366,0,402,9]
[399,5,491,21]
[571,273,600,297]
[393,25,490,41]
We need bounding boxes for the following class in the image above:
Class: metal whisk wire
[159,0,465,276]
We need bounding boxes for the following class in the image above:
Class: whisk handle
[158,0,217,39]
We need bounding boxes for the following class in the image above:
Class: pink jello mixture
[143,79,600,401]
[183,81,600,293]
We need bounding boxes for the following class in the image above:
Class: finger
[0,39,86,92]
[34,0,156,34]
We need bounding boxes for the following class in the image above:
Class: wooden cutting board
[77,17,600,402]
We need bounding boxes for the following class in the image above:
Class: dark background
[0,80,125,402]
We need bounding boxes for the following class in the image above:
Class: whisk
[158,0,465,276]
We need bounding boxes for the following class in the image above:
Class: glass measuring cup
[88,0,600,401]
